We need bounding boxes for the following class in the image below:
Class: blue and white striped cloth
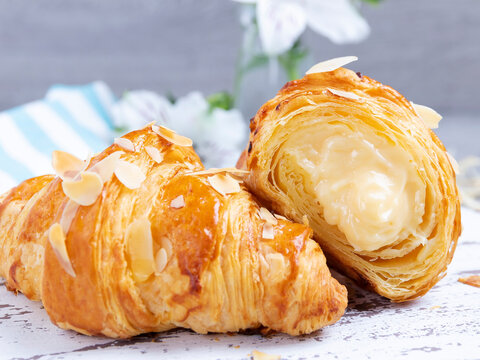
[0,82,116,193]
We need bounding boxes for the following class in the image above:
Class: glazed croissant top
[0,125,347,337]
[238,63,461,301]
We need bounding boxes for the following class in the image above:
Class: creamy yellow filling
[288,123,425,252]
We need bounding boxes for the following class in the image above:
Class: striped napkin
[0,82,116,194]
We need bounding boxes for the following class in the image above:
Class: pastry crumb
[458,275,480,288]
[251,350,281,360]
[260,327,276,336]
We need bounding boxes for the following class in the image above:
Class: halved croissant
[0,126,347,337]
[238,66,461,301]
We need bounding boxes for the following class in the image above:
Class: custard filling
[286,122,426,252]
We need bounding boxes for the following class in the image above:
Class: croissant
[0,125,347,337]
[238,59,461,301]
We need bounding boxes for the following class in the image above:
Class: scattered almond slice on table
[411,102,442,129]
[458,275,480,288]
[306,56,358,75]
[207,174,241,196]
[48,223,76,277]
[62,171,103,206]
[114,160,146,189]
[251,350,281,360]
[152,125,193,147]
[114,137,136,152]
[126,217,155,282]
[52,150,86,179]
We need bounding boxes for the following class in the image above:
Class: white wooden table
[1,208,479,360]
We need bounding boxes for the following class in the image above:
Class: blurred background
[0,0,478,192]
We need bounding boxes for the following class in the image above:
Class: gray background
[0,0,478,155]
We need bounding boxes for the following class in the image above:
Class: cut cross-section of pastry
[0,126,347,337]
[238,60,461,302]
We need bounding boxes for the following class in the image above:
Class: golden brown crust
[0,127,347,337]
[240,68,461,302]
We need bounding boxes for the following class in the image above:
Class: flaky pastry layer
[238,68,461,301]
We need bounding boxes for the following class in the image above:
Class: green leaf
[207,91,235,111]
[360,0,384,5]
[243,54,270,73]
[278,39,309,81]
[165,91,177,104]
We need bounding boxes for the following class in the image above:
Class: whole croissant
[238,64,461,301]
[0,125,347,337]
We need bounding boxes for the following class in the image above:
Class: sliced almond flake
[458,275,480,288]
[114,160,146,189]
[143,120,157,129]
[60,200,80,234]
[327,88,361,100]
[259,207,278,225]
[251,350,281,360]
[126,217,155,282]
[447,152,460,174]
[160,237,173,258]
[302,215,310,227]
[186,167,250,176]
[52,151,85,179]
[114,137,135,152]
[154,248,168,275]
[411,102,442,129]
[186,162,197,170]
[65,152,92,180]
[258,254,270,270]
[145,146,164,164]
[48,223,76,277]
[170,195,185,208]
[266,253,287,282]
[306,56,358,75]
[274,214,288,221]
[62,171,103,206]
[89,151,124,183]
[207,174,241,196]
[262,222,274,240]
[152,125,193,147]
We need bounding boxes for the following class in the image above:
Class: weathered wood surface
[1,208,479,360]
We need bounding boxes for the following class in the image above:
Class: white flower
[234,0,370,56]
[111,91,247,168]
[111,90,171,130]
